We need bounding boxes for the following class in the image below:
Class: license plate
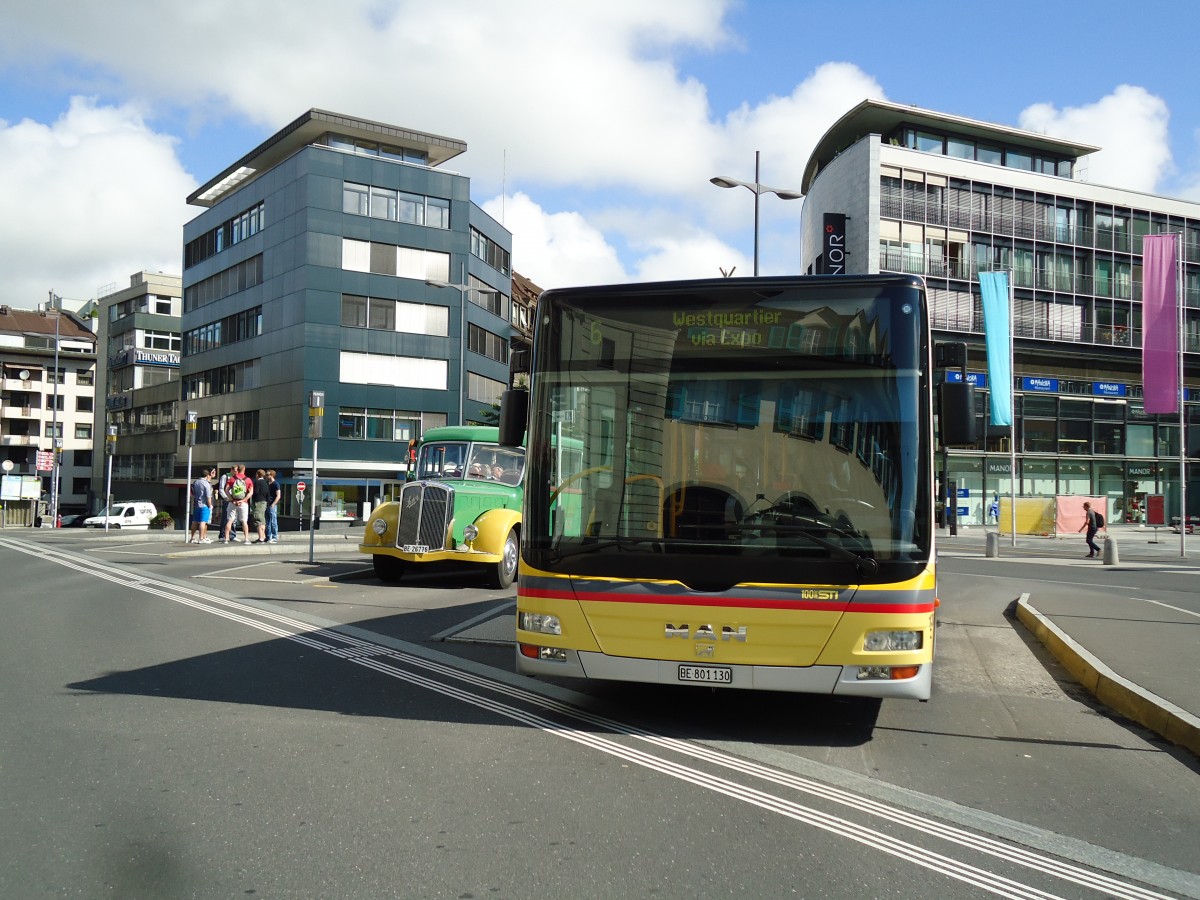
[678,665,732,684]
[401,544,429,553]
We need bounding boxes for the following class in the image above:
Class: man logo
[665,624,747,642]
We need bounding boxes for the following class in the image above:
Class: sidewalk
[939,523,1200,758]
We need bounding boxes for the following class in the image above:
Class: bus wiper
[785,526,879,575]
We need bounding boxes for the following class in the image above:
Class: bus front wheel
[373,554,405,583]
[486,529,519,590]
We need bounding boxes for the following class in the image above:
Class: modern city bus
[499,274,948,699]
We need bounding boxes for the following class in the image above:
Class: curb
[1015,593,1200,758]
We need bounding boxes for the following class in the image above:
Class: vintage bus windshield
[525,277,930,589]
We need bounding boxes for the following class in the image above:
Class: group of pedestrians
[188,465,280,545]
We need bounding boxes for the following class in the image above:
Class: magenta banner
[1141,234,1178,414]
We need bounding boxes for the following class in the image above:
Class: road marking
[2,536,1190,900]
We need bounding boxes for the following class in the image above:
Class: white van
[84,501,158,529]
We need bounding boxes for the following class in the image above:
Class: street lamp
[710,150,803,276]
[42,295,63,528]
[425,278,500,425]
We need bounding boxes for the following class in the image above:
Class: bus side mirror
[498,389,528,448]
[938,382,977,448]
[509,348,530,376]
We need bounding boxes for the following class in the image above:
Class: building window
[75,424,92,440]
[185,201,265,268]
[467,372,506,407]
[183,255,263,312]
[76,368,94,386]
[342,182,450,230]
[338,407,423,441]
[468,324,509,363]
[470,228,511,276]
[76,397,93,412]
[341,239,450,282]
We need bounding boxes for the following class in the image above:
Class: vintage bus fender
[467,507,522,559]
[359,501,401,551]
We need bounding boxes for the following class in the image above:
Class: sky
[2,0,1199,307]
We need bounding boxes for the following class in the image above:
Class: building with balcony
[0,301,97,523]
[799,99,1199,525]
[182,109,514,526]
[89,271,183,514]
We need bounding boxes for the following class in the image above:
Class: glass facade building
[800,100,1199,525]
[181,109,513,525]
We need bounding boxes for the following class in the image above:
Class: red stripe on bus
[519,588,934,614]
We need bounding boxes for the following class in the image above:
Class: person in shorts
[250,468,269,544]
[189,467,216,543]
[221,464,253,544]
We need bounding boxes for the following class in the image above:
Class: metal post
[1176,234,1187,558]
[307,391,324,564]
[1008,269,1017,547]
[183,411,197,542]
[50,299,61,528]
[104,426,117,533]
[752,150,761,276]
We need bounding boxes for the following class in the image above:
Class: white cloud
[0,98,195,305]
[484,192,627,289]
[1019,86,1172,193]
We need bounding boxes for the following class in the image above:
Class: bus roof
[420,425,501,444]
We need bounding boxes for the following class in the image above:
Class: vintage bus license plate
[678,665,732,684]
[401,544,429,553]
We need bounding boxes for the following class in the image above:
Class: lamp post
[425,278,500,425]
[43,294,63,528]
[710,150,803,276]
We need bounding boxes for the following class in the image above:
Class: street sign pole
[183,411,197,543]
[104,426,117,533]
[307,392,324,564]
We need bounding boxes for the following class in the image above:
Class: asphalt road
[1,528,1197,898]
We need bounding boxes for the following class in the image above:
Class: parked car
[58,514,88,528]
[359,426,524,588]
[84,501,158,529]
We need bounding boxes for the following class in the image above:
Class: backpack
[230,477,248,500]
[1094,510,1105,529]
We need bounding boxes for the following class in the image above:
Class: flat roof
[187,109,468,207]
[801,99,1101,193]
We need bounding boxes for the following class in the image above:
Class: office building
[0,301,97,523]
[182,109,514,526]
[799,99,1199,526]
[91,271,183,514]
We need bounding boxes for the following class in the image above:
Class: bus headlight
[372,518,388,535]
[864,630,922,652]
[519,612,562,635]
[463,524,479,543]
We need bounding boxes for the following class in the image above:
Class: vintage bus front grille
[396,482,453,550]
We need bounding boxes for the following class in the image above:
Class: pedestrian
[250,468,269,544]
[1078,501,1102,558]
[265,469,281,543]
[221,464,253,544]
[189,466,217,544]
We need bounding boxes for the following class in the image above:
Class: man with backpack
[220,464,253,544]
[1078,501,1105,558]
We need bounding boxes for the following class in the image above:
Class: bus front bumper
[515,647,932,700]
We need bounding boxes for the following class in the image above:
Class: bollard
[985,532,1000,558]
[1102,535,1119,565]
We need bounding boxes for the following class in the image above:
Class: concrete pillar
[985,532,1000,558]
[1103,535,1119,565]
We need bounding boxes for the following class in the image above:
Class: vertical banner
[822,213,847,275]
[979,271,1012,426]
[1142,233,1179,414]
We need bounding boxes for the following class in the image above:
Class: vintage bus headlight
[372,518,388,535]
[463,524,479,543]
[863,630,922,652]
[519,612,562,635]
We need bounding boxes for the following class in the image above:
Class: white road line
[1,536,1183,900]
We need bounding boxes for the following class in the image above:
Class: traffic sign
[35,451,54,472]
[297,481,306,492]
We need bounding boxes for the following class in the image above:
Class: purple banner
[1141,234,1178,414]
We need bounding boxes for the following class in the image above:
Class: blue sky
[2,0,1198,305]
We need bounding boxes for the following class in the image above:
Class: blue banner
[946,371,989,388]
[1092,381,1127,397]
[979,272,1012,426]
[1022,376,1058,393]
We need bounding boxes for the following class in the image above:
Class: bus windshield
[525,277,931,588]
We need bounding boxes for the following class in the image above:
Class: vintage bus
[360,426,525,588]
[500,275,949,699]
